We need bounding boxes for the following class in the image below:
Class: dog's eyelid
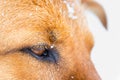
[30,44,48,55]
[20,43,51,55]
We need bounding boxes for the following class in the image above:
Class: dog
[0,0,107,80]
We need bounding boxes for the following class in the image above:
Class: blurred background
[86,0,120,80]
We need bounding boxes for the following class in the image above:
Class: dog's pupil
[39,50,49,57]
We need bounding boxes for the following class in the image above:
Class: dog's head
[0,0,107,80]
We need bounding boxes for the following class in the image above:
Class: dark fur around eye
[20,47,59,64]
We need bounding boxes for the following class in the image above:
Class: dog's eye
[20,44,59,63]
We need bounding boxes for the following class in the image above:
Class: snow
[70,76,74,79]
[1,13,4,17]
[50,45,54,49]
[63,0,78,19]
[29,13,33,16]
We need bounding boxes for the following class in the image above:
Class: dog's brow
[49,31,57,43]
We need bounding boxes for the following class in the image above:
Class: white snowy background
[86,0,120,80]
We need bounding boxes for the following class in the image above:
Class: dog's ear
[82,0,107,29]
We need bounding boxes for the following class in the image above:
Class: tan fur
[0,0,106,80]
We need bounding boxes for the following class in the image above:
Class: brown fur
[0,0,106,80]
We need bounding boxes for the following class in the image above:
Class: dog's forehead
[0,0,86,28]
[0,0,94,53]
[0,0,90,37]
